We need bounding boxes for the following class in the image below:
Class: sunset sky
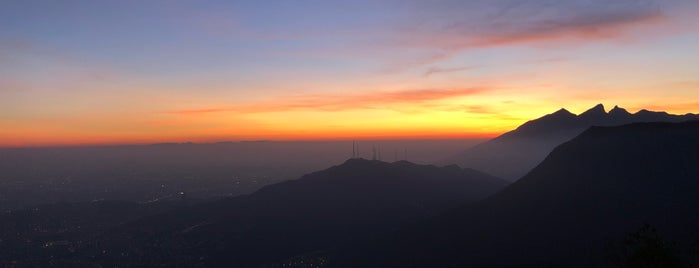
[2,0,698,146]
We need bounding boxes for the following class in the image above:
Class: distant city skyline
[2,0,698,146]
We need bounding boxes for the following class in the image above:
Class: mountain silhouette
[441,104,699,181]
[354,121,699,267]
[81,159,507,267]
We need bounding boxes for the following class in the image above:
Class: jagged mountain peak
[551,108,576,117]
[508,108,576,133]
[608,105,630,114]
[578,103,607,118]
[441,103,699,181]
[608,105,632,120]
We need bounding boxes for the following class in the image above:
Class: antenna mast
[352,140,356,158]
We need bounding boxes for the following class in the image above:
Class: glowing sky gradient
[2,0,698,146]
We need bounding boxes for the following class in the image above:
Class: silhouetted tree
[609,224,686,268]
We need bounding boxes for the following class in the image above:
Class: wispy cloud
[169,87,492,115]
[423,65,483,77]
[397,0,666,49]
[201,0,686,76]
[362,0,673,71]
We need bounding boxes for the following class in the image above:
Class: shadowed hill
[441,104,699,181]
[80,159,507,267]
[357,121,699,267]
[0,139,484,210]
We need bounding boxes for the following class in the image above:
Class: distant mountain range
[441,104,699,181]
[79,159,507,267]
[352,121,699,267]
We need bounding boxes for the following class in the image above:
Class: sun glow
[2,0,698,147]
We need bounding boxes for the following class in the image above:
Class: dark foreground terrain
[1,120,697,267]
[350,121,699,267]
[1,159,506,267]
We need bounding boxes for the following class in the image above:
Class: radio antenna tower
[352,140,356,158]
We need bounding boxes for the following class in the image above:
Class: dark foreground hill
[441,104,699,181]
[77,159,507,267]
[353,121,699,267]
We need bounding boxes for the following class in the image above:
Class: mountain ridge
[349,120,699,267]
[79,158,507,267]
[441,104,699,181]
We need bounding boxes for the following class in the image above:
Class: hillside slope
[359,121,699,267]
[81,159,507,267]
[441,104,699,181]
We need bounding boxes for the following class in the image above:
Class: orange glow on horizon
[3,1,699,148]
[0,129,499,148]
[4,97,699,148]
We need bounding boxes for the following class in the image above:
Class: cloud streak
[397,0,666,50]
[169,87,492,115]
[423,65,483,77]
[260,0,675,73]
[363,0,672,71]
